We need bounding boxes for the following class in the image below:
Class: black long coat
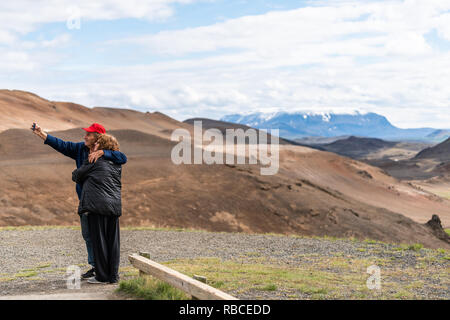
[72,157,122,217]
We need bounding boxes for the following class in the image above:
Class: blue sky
[1,0,450,128]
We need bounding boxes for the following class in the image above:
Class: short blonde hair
[96,134,120,151]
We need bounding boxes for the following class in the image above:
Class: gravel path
[0,228,448,299]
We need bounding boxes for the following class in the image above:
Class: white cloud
[111,0,448,58]
[59,0,447,128]
[0,49,35,71]
[1,0,450,128]
[0,0,210,70]
[40,34,72,48]
[0,0,206,34]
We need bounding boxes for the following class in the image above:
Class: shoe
[109,274,120,284]
[87,277,108,284]
[81,268,95,279]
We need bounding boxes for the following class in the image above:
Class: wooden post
[139,251,151,259]
[193,275,207,283]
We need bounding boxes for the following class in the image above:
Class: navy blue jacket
[44,134,127,199]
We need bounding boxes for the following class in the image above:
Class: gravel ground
[0,227,448,299]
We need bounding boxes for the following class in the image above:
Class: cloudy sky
[1,0,449,128]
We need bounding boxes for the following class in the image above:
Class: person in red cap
[31,122,127,280]
[83,123,106,134]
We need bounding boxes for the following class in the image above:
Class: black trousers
[87,213,120,283]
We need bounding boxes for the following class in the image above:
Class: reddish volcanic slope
[0,90,449,248]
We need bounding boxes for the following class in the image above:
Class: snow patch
[321,113,331,122]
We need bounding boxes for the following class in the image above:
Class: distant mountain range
[221,111,450,142]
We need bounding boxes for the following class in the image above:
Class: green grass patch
[297,284,328,295]
[363,239,380,244]
[259,284,277,291]
[0,277,15,282]
[14,271,38,278]
[119,266,139,277]
[138,254,448,300]
[445,229,450,236]
[407,243,424,251]
[158,257,367,299]
[394,243,425,252]
[117,276,190,300]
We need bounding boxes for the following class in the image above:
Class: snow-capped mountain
[426,129,450,141]
[221,111,440,141]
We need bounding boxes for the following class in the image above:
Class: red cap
[83,123,106,134]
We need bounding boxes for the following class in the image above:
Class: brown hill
[0,91,449,248]
[0,89,192,139]
[0,128,448,248]
[414,137,450,162]
[366,138,450,181]
[315,136,430,162]
[316,136,397,159]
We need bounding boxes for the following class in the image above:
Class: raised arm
[31,122,80,160]
[44,134,81,160]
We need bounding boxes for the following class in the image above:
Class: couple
[32,122,126,284]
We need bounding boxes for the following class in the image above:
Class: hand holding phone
[30,122,47,141]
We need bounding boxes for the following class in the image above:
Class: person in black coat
[72,134,123,284]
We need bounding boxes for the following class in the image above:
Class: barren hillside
[0,90,449,248]
[0,89,191,139]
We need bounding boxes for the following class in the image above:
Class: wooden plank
[128,254,238,300]
[138,252,151,278]
[192,275,207,300]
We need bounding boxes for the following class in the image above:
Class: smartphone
[32,123,36,131]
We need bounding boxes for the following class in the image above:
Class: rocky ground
[0,227,448,300]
